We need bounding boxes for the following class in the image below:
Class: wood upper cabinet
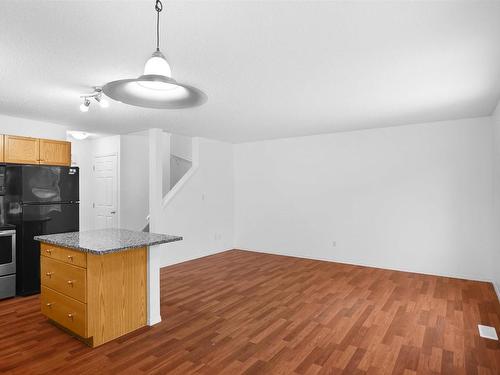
[0,135,4,163]
[4,135,40,164]
[2,135,71,166]
[39,139,71,166]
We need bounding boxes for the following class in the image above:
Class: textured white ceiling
[1,1,500,143]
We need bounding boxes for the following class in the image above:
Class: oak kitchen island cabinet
[34,229,182,347]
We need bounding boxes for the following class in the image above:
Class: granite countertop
[34,229,182,255]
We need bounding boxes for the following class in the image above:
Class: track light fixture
[79,88,109,112]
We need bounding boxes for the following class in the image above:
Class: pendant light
[103,0,207,109]
[68,131,92,140]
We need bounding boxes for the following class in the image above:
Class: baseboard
[147,314,162,326]
[236,247,500,303]
[493,281,500,303]
[159,247,234,269]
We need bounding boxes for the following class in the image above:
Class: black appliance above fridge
[5,165,79,296]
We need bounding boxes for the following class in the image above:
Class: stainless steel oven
[0,229,16,299]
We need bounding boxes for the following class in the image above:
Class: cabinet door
[0,135,4,162]
[39,139,71,166]
[4,135,40,164]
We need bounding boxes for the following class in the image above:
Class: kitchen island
[34,229,182,347]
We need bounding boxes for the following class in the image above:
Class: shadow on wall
[163,133,193,198]
[171,155,192,189]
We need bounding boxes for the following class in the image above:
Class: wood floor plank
[0,250,499,374]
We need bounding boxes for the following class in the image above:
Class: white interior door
[93,154,118,229]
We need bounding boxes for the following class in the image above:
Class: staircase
[143,132,193,232]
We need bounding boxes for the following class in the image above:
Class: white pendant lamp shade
[143,50,171,77]
[138,51,176,91]
[103,74,206,109]
[102,0,207,109]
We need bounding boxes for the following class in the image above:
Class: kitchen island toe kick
[35,229,182,348]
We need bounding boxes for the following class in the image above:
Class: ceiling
[1,1,500,143]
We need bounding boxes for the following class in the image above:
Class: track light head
[79,98,90,112]
[95,95,109,108]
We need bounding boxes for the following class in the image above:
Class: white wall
[148,129,165,325]
[157,138,234,267]
[492,102,500,297]
[161,132,171,198]
[234,117,495,283]
[120,130,149,231]
[171,134,192,161]
[0,114,68,139]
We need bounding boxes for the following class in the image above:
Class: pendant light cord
[155,0,163,51]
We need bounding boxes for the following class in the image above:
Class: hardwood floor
[1,250,499,374]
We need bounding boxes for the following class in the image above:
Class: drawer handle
[45,249,52,255]
[45,272,54,277]
[46,302,54,308]
[67,313,75,320]
[67,280,75,287]
[67,255,73,261]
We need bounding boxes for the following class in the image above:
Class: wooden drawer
[41,257,87,303]
[41,286,88,338]
[41,243,87,268]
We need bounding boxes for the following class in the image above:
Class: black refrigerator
[5,165,79,296]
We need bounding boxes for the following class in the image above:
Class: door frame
[92,152,120,229]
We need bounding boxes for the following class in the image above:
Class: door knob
[110,211,116,214]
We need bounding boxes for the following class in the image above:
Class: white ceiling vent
[478,325,499,340]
